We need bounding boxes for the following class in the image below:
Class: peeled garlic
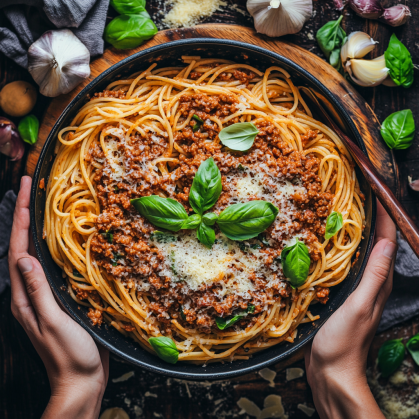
[345,55,389,87]
[247,0,313,38]
[28,29,90,98]
[341,31,377,64]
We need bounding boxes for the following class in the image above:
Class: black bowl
[30,39,376,380]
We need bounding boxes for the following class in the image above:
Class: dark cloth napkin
[0,0,109,68]
[0,189,418,332]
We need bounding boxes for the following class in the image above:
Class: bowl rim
[30,38,376,380]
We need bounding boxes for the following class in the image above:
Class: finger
[304,341,312,371]
[16,256,63,323]
[98,344,110,384]
[353,238,397,309]
[375,200,396,244]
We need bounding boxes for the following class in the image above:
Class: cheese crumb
[111,371,135,383]
[297,404,316,417]
[286,367,305,381]
[259,368,277,387]
[237,397,261,417]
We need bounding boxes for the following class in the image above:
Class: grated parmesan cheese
[111,371,134,383]
[259,368,277,388]
[286,367,305,381]
[163,0,227,28]
[297,404,316,417]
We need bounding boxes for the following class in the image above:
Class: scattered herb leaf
[378,339,405,378]
[148,336,179,364]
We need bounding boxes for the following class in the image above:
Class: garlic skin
[345,55,389,87]
[408,176,419,192]
[341,31,377,64]
[349,0,383,19]
[28,29,90,98]
[333,0,347,10]
[247,0,313,38]
[380,5,411,27]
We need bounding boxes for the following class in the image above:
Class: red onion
[0,117,25,161]
[408,176,419,192]
[349,0,384,19]
[333,0,347,10]
[380,5,411,27]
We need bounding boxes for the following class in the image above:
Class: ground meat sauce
[89,90,335,333]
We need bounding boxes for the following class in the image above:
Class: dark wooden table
[1,1,419,418]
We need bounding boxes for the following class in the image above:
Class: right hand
[305,201,397,419]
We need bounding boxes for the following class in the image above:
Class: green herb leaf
[247,304,255,313]
[181,214,201,229]
[104,14,157,50]
[325,211,343,240]
[150,231,177,243]
[111,253,123,267]
[180,306,187,321]
[110,0,146,14]
[169,250,178,275]
[18,114,39,145]
[192,123,200,132]
[385,34,414,88]
[101,230,114,243]
[189,158,222,215]
[380,109,415,150]
[193,114,204,123]
[73,269,83,278]
[316,16,346,60]
[219,122,259,151]
[202,212,218,226]
[148,336,179,364]
[257,233,269,246]
[197,222,216,248]
[217,201,279,241]
[378,339,405,377]
[131,195,188,231]
[406,333,419,366]
[216,304,255,330]
[281,239,311,288]
[329,49,341,70]
[237,164,247,171]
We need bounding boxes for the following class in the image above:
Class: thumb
[17,256,62,322]
[352,238,397,307]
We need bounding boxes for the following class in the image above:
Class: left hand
[8,176,109,419]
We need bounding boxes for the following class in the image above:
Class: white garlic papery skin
[345,55,389,87]
[340,31,377,64]
[247,0,313,38]
[28,29,90,97]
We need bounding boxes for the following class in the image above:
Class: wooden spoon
[300,87,419,258]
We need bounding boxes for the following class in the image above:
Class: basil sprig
[281,239,310,288]
[148,336,179,364]
[217,201,279,241]
[18,114,39,145]
[215,304,256,330]
[385,34,414,89]
[189,157,222,215]
[325,211,343,240]
[104,14,157,50]
[380,109,415,150]
[181,214,201,230]
[406,333,419,366]
[316,16,347,71]
[131,195,188,231]
[219,122,259,151]
[378,339,405,378]
[110,0,147,14]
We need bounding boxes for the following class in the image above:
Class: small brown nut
[0,81,37,117]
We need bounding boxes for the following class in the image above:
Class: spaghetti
[44,57,364,363]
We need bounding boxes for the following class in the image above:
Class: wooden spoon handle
[335,126,419,258]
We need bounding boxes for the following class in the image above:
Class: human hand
[305,201,397,419]
[8,176,109,419]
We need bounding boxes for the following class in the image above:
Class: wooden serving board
[25,24,398,370]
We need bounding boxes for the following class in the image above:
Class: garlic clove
[341,31,377,64]
[380,5,411,27]
[345,55,389,87]
[247,0,313,38]
[28,29,90,98]
[333,0,347,10]
[349,0,384,20]
[408,176,419,192]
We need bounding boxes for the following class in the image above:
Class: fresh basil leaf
[378,339,405,378]
[316,16,346,60]
[217,201,279,241]
[202,212,218,226]
[150,231,177,243]
[101,230,113,243]
[329,49,341,70]
[131,195,188,231]
[219,122,259,151]
[406,333,419,366]
[385,34,414,88]
[192,123,200,132]
[193,114,204,123]
[247,304,255,313]
[281,239,311,288]
[325,211,343,240]
[380,109,415,150]
[215,314,242,330]
[181,214,201,229]
[197,223,216,248]
[104,14,157,50]
[18,114,39,145]
[148,336,179,364]
[189,157,222,215]
[110,0,146,14]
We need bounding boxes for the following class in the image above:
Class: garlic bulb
[345,55,389,87]
[28,30,90,98]
[341,31,377,64]
[247,0,313,38]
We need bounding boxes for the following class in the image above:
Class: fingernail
[383,241,397,259]
[17,258,33,274]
